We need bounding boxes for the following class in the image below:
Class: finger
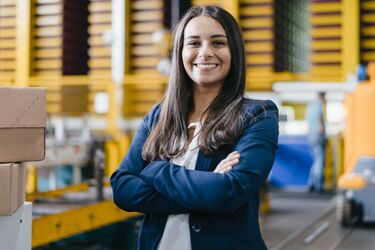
[220,153,240,165]
[214,153,240,173]
[215,158,239,172]
[219,161,240,173]
[218,165,234,174]
[227,151,239,157]
[227,151,240,159]
[214,162,229,173]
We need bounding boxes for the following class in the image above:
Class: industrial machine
[337,157,375,225]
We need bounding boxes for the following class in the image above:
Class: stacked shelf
[87,0,112,117]
[122,0,169,118]
[31,0,89,76]
[31,0,90,115]
[128,0,165,74]
[88,0,112,77]
[309,0,343,81]
[360,0,375,64]
[0,0,16,84]
[274,0,310,73]
[239,0,275,90]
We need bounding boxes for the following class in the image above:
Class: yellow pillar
[26,164,38,194]
[106,83,119,133]
[15,0,32,86]
[124,0,131,75]
[222,0,239,21]
[342,0,359,80]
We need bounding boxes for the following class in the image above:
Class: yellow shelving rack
[309,0,344,81]
[0,0,16,85]
[240,0,275,90]
[88,0,112,77]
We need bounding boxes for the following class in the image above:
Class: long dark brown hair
[142,6,246,161]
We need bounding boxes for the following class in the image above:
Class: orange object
[338,173,367,190]
[344,63,375,173]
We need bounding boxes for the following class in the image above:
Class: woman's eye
[212,40,226,46]
[187,41,200,46]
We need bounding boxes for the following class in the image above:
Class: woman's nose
[198,43,213,58]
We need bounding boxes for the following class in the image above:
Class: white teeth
[195,64,217,69]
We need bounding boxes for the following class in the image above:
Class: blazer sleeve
[110,109,189,215]
[139,106,278,214]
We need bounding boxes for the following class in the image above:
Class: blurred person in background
[306,92,326,193]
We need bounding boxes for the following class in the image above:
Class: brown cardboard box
[0,87,46,163]
[0,163,27,215]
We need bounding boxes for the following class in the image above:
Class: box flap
[0,87,46,128]
[0,163,18,215]
[0,164,12,214]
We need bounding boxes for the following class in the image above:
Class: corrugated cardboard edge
[0,163,18,216]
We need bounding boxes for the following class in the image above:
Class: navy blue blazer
[111,98,279,250]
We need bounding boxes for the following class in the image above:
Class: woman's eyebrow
[211,34,227,38]
[185,35,200,39]
[185,34,227,39]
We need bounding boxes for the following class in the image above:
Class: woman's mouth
[193,63,219,70]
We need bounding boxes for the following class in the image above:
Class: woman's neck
[188,85,220,123]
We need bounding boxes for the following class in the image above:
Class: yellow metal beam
[89,1,112,12]
[105,133,131,176]
[26,165,37,194]
[342,0,359,78]
[311,2,342,12]
[27,183,89,202]
[132,0,162,10]
[15,0,32,86]
[107,82,119,133]
[32,201,140,248]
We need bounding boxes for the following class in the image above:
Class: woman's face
[182,15,231,88]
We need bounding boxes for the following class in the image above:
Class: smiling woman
[111,5,279,250]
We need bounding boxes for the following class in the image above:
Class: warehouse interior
[0,0,375,249]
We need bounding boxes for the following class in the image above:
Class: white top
[157,122,202,250]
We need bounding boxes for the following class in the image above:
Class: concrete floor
[262,191,333,249]
[262,191,375,250]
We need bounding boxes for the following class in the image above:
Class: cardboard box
[0,87,46,163]
[0,163,27,216]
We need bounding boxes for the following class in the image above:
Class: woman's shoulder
[242,98,279,125]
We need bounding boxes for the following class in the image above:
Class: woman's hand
[213,151,240,174]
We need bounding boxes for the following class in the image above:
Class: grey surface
[263,191,375,250]
[336,224,375,250]
[262,191,333,248]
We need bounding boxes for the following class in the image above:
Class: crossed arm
[111,109,278,215]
